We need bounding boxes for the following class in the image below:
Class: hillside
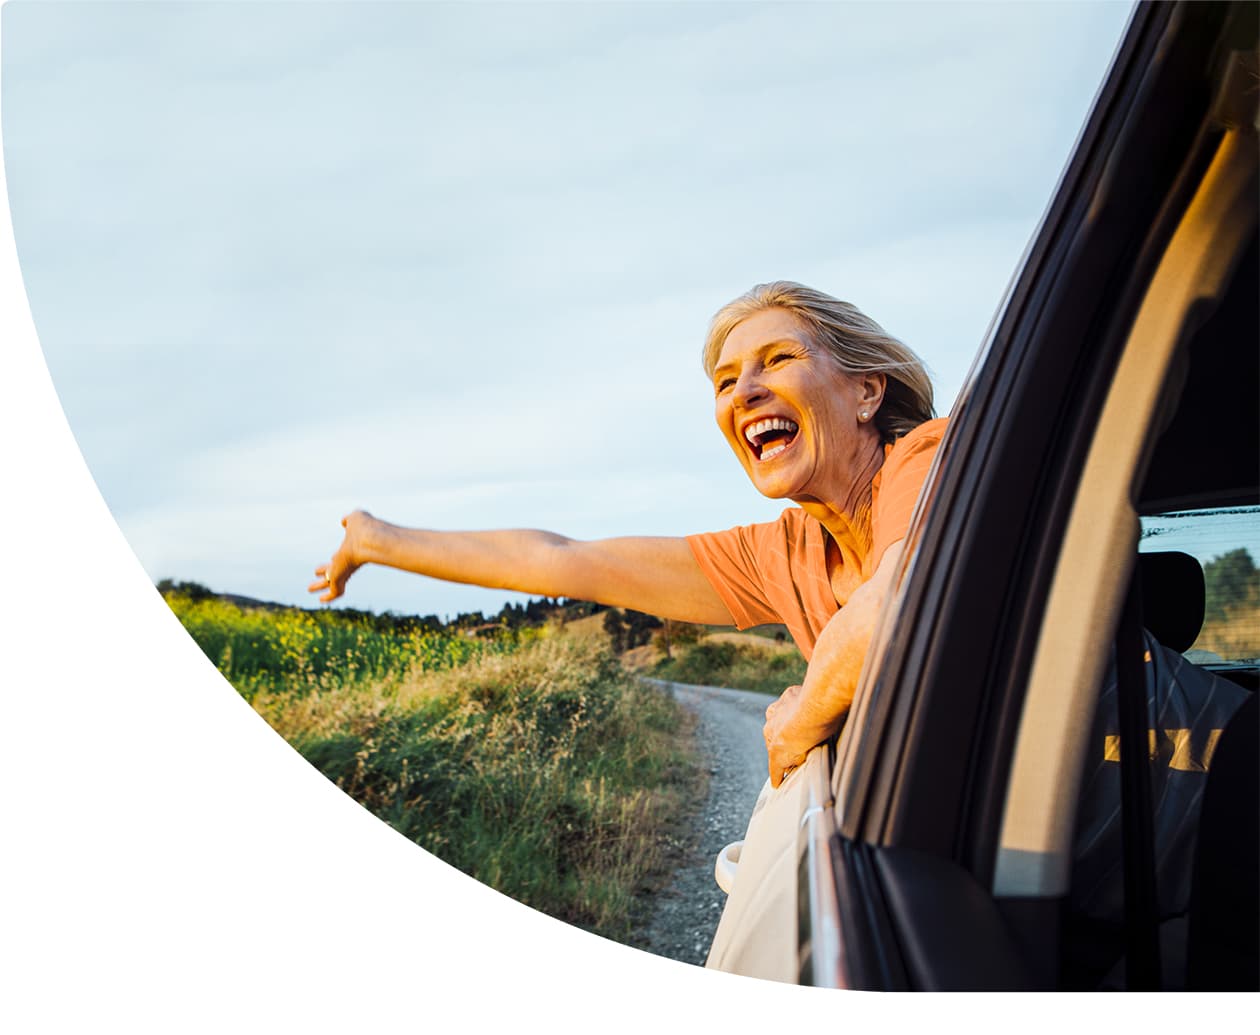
[158,577,807,695]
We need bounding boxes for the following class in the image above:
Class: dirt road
[637,679,776,967]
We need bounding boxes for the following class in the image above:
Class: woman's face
[712,307,882,508]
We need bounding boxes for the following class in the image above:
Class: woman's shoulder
[875,417,949,502]
[891,416,949,455]
[732,508,830,564]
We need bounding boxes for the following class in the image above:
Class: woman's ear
[859,373,886,414]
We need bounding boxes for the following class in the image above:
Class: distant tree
[672,622,703,647]
[623,609,662,649]
[156,578,212,601]
[1203,548,1259,622]
[603,609,628,653]
[557,598,601,622]
[656,618,698,659]
[451,610,487,631]
[493,601,525,630]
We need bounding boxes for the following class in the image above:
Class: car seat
[1185,689,1259,990]
[1137,549,1257,990]
[1064,550,1252,989]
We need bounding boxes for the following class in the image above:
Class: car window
[1139,505,1260,665]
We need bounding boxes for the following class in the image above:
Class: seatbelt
[1116,565,1162,989]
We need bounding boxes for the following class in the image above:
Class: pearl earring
[859,410,870,421]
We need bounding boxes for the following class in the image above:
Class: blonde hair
[702,281,935,442]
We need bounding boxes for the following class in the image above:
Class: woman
[312,281,943,787]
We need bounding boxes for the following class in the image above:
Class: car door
[708,0,1258,990]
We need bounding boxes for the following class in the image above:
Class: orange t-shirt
[686,418,947,659]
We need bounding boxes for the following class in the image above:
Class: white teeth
[743,417,799,445]
[761,443,787,461]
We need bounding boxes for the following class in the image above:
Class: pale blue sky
[2,0,1133,619]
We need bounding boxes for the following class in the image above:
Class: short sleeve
[686,514,793,629]
[686,509,836,659]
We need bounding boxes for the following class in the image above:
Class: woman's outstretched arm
[309,509,733,625]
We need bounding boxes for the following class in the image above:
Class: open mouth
[744,417,800,462]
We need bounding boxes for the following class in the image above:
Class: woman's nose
[733,373,769,407]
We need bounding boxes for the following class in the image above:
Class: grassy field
[164,589,702,940]
[258,636,700,936]
[165,591,520,700]
[651,634,806,695]
[548,612,806,696]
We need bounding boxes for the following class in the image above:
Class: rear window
[1139,505,1260,664]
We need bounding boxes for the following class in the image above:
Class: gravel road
[636,679,776,967]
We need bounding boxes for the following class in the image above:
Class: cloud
[4,0,1133,613]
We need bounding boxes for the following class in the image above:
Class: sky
[1,0,1135,620]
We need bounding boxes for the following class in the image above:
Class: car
[703,0,1258,992]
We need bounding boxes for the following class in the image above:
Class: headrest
[1138,551,1206,654]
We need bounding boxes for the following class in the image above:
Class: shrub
[653,638,806,695]
[254,637,700,938]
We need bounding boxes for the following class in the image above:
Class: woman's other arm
[762,541,904,787]
[309,509,733,625]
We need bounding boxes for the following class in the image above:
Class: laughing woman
[311,281,943,786]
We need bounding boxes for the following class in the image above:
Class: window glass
[1139,505,1260,663]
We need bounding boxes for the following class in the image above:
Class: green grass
[162,589,701,940]
[165,592,525,700]
[653,639,807,695]
[256,636,698,936]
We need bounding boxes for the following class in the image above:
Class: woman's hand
[310,510,376,603]
[764,684,835,788]
[761,542,907,787]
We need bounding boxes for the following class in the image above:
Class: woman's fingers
[308,563,342,603]
[763,685,812,787]
[309,512,373,603]
[767,741,807,788]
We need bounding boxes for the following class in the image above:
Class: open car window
[1140,505,1260,668]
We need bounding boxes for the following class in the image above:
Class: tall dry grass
[248,634,700,938]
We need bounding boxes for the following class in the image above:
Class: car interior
[1059,190,1258,991]
[973,52,1258,985]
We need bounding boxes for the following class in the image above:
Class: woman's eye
[767,352,791,366]
[716,377,736,394]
